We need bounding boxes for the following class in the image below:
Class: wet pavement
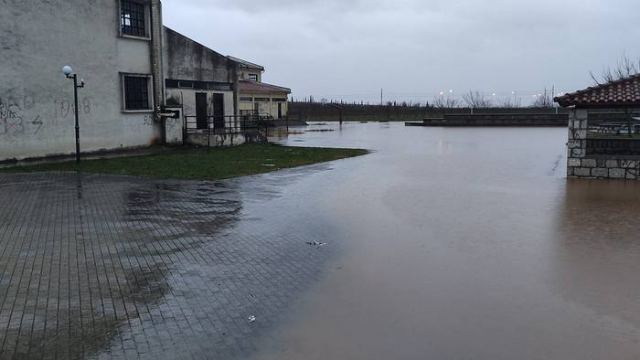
[0,167,343,359]
[3,122,640,359]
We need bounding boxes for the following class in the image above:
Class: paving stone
[0,172,335,359]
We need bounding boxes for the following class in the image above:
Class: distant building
[555,75,640,180]
[228,56,292,120]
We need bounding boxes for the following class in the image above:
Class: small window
[248,74,259,82]
[240,97,253,102]
[123,75,151,110]
[121,0,146,37]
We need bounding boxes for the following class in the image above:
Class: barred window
[124,76,150,110]
[248,74,259,81]
[121,1,146,37]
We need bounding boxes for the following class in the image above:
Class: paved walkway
[0,170,334,359]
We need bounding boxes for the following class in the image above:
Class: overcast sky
[162,0,640,104]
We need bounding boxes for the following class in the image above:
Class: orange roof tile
[555,74,640,108]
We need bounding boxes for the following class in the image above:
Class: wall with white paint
[0,0,161,162]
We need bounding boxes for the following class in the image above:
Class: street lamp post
[62,66,85,163]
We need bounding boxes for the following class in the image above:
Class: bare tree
[590,54,640,85]
[532,88,554,108]
[462,91,492,108]
[432,96,459,108]
[498,96,522,108]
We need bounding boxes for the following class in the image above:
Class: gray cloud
[163,0,640,104]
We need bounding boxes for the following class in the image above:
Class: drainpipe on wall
[150,0,166,143]
[232,63,240,126]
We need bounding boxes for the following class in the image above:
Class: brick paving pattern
[0,171,336,360]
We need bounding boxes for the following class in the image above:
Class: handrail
[182,114,271,146]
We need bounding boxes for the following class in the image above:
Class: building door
[212,93,225,129]
[195,93,208,130]
[278,103,283,119]
[254,102,260,116]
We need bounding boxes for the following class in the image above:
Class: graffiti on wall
[143,114,154,126]
[53,97,92,119]
[0,95,31,137]
[0,93,92,139]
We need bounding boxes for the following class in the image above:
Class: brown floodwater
[253,122,640,360]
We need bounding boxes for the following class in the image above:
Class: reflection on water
[0,164,347,360]
[253,122,640,360]
[0,174,244,359]
[3,123,640,359]
[553,180,640,337]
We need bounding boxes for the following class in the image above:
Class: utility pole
[380,88,383,106]
[552,85,558,114]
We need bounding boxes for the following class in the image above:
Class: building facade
[0,0,263,162]
[229,57,291,120]
[164,28,238,134]
[556,75,640,180]
[0,0,167,162]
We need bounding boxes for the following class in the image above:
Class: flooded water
[2,122,640,359]
[252,122,640,360]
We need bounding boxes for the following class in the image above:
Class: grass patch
[0,144,368,181]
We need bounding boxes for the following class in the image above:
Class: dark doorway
[278,103,283,119]
[195,93,208,130]
[213,93,225,129]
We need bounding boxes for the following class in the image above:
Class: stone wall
[186,133,247,147]
[567,109,640,180]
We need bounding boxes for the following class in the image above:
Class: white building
[0,0,253,162]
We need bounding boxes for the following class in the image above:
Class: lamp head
[62,65,73,78]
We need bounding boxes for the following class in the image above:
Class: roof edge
[239,80,291,94]
[555,73,640,108]
[227,56,265,71]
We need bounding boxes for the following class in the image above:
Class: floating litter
[306,241,327,247]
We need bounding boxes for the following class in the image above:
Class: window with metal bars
[124,76,150,110]
[120,0,146,37]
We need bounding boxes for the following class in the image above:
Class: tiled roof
[555,74,640,108]
[239,80,291,94]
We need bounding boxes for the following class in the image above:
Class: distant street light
[62,66,85,163]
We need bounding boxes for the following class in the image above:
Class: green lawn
[1,144,368,181]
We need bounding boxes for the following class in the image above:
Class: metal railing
[587,138,640,156]
[183,114,273,146]
[588,113,640,139]
[586,115,640,155]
